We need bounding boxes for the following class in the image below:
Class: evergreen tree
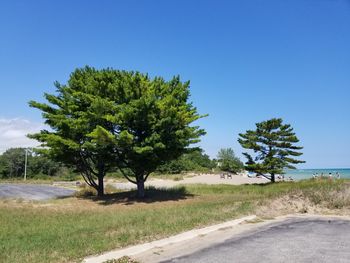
[238,118,305,182]
[29,66,205,197]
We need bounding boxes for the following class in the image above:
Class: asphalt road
[162,219,350,263]
[0,183,75,200]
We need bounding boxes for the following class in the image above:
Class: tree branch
[118,168,137,184]
[81,170,98,188]
[144,172,151,182]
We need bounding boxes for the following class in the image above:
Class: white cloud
[0,118,46,153]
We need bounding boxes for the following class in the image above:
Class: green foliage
[156,148,215,174]
[0,148,68,179]
[54,167,79,181]
[238,118,305,182]
[0,148,25,178]
[27,152,61,177]
[74,185,98,198]
[29,66,206,197]
[216,148,244,173]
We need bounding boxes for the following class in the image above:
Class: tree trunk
[97,174,104,197]
[137,177,145,198]
[271,173,275,183]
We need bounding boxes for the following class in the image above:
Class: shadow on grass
[84,186,194,206]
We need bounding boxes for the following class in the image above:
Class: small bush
[74,183,119,197]
[173,175,184,181]
[74,185,97,197]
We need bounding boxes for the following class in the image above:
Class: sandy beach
[112,173,269,190]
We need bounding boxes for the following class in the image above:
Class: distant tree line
[0,148,69,179]
[156,148,216,174]
[0,146,245,179]
[155,147,245,174]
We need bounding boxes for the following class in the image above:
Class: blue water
[285,168,350,180]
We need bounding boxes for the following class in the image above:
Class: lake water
[285,168,350,180]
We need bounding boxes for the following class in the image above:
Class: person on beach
[328,173,333,180]
[336,172,340,179]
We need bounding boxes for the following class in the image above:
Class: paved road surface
[161,219,350,263]
[0,183,75,200]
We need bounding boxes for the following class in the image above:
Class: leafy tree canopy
[216,148,244,173]
[0,148,62,179]
[29,66,206,197]
[0,148,26,178]
[156,148,215,174]
[238,118,305,182]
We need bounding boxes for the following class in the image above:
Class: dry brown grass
[257,186,350,218]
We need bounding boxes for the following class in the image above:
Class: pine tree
[238,118,305,182]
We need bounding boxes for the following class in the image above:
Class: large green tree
[29,66,205,197]
[217,148,244,173]
[238,118,304,182]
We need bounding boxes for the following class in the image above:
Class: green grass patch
[0,179,349,263]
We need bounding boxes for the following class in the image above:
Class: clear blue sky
[1,0,349,168]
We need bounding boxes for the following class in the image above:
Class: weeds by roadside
[74,183,120,198]
[103,256,139,263]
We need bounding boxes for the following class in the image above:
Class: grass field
[0,179,349,263]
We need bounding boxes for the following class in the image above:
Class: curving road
[0,183,75,200]
[161,218,350,263]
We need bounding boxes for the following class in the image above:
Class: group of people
[277,174,293,181]
[312,172,341,179]
[248,172,342,181]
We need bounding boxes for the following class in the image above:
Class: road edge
[82,215,256,263]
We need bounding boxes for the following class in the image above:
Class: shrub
[74,185,97,197]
